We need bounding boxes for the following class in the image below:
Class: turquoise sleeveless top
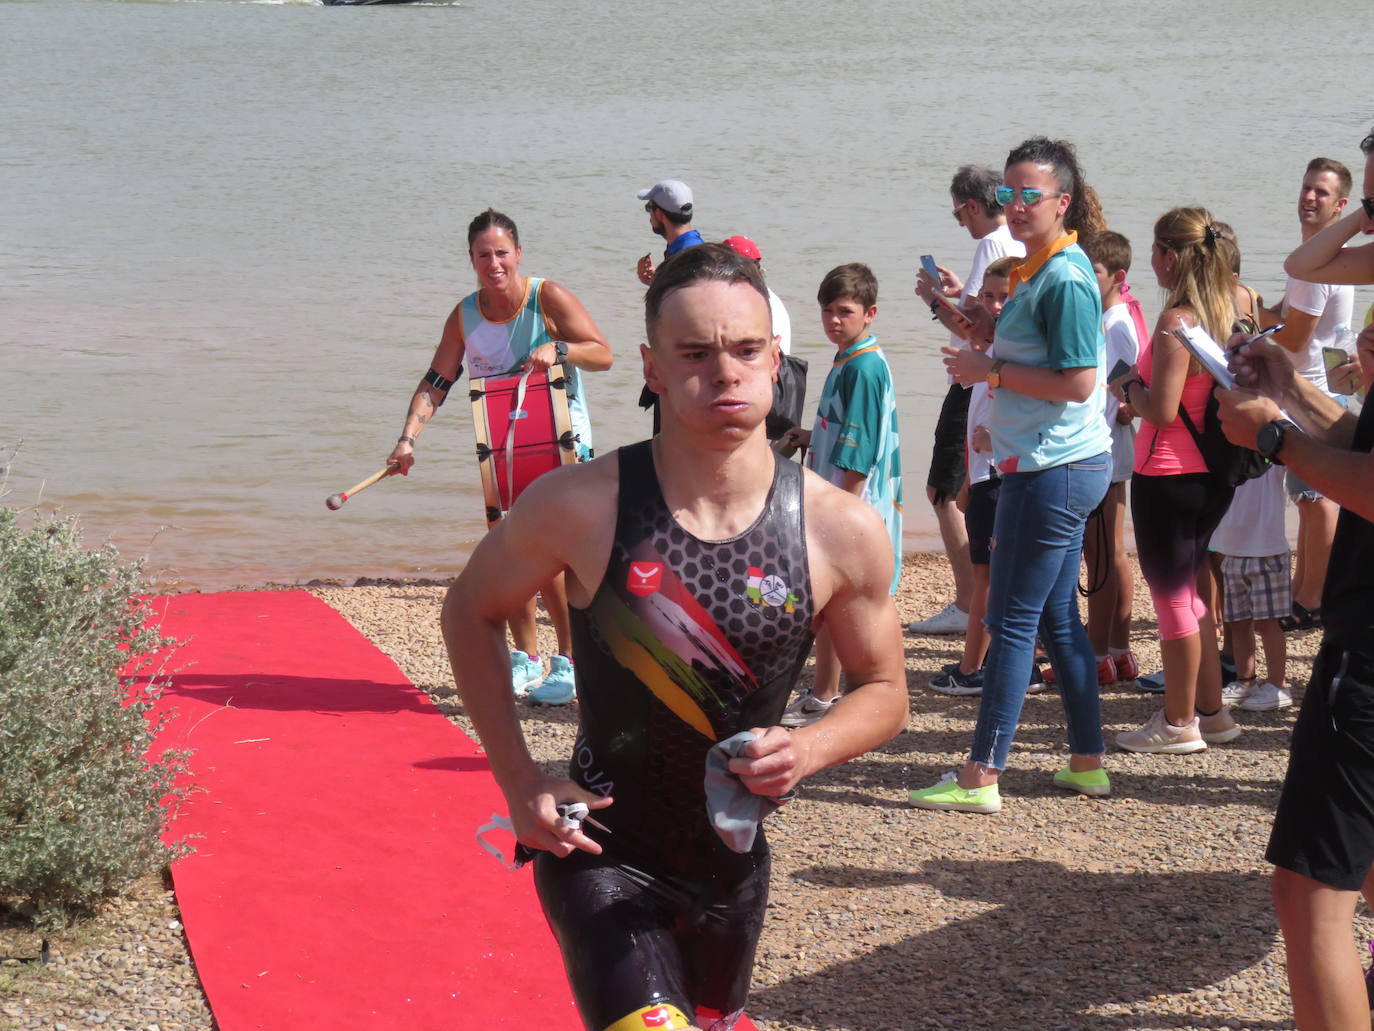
[459,277,593,456]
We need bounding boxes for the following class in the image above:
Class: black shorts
[964,477,1000,566]
[1267,640,1374,890]
[926,383,970,502]
[533,845,770,1029]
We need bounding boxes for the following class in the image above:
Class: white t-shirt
[1283,276,1354,392]
[947,223,1024,349]
[964,381,997,486]
[768,287,792,356]
[1210,464,1290,558]
[1102,303,1141,484]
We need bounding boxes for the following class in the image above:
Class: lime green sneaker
[907,772,1001,814]
[1053,766,1111,797]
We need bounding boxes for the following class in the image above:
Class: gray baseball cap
[637,179,694,216]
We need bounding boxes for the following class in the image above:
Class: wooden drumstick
[325,467,392,510]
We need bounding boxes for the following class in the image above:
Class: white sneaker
[1221,679,1256,706]
[1116,708,1207,754]
[907,603,969,635]
[780,689,836,728]
[1199,708,1242,744]
[1239,682,1293,711]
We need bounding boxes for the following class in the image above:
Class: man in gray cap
[636,178,703,286]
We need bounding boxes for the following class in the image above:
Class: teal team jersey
[806,335,903,595]
[988,240,1109,472]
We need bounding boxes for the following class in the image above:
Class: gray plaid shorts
[1220,553,1291,623]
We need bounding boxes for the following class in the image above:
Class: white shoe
[907,603,969,635]
[1199,708,1242,744]
[1116,708,1207,754]
[780,689,836,728]
[1221,679,1255,706]
[1239,682,1293,711]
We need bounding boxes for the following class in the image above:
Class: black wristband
[929,298,941,315]
[397,435,415,446]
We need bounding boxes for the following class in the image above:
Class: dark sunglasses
[644,201,657,213]
[994,186,1062,207]
[1363,196,1374,220]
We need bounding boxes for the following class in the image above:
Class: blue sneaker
[511,651,544,696]
[1137,670,1165,694]
[526,654,576,706]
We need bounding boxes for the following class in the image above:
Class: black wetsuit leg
[533,847,769,1029]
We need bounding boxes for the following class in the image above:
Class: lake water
[3,0,1371,589]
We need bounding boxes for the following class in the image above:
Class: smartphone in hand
[1325,345,1357,395]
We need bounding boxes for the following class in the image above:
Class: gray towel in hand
[704,731,789,853]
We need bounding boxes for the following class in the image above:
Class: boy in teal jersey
[780,263,903,727]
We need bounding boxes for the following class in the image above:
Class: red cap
[721,235,762,261]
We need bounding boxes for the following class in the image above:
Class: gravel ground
[2,553,1355,1031]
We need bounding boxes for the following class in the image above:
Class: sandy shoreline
[1,552,1346,1031]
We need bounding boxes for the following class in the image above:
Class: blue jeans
[969,453,1111,770]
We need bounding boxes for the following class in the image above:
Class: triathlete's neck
[649,429,776,542]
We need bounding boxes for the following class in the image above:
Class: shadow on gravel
[753,858,1284,1031]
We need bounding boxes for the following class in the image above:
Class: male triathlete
[442,243,907,1031]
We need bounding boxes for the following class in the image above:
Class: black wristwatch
[553,340,569,361]
[1256,418,1298,465]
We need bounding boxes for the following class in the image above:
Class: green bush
[0,508,191,927]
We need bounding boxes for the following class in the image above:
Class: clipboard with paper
[1171,324,1238,388]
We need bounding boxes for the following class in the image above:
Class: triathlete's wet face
[469,227,522,291]
[642,280,776,441]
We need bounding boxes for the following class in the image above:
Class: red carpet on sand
[144,591,577,1030]
[144,591,760,1031]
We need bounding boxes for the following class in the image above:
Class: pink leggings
[1130,472,1234,641]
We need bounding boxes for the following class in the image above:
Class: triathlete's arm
[525,280,613,373]
[389,304,466,475]
[440,461,617,856]
[729,480,907,797]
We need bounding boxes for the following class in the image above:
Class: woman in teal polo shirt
[909,137,1112,813]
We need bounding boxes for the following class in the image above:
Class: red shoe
[1097,655,1118,687]
[1113,651,1140,688]
[1035,654,1057,686]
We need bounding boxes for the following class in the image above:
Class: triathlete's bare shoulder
[799,465,896,612]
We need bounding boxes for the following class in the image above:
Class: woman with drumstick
[388,208,613,705]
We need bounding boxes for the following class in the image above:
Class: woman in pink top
[1113,207,1240,754]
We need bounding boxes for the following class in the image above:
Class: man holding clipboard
[1216,129,1374,1031]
